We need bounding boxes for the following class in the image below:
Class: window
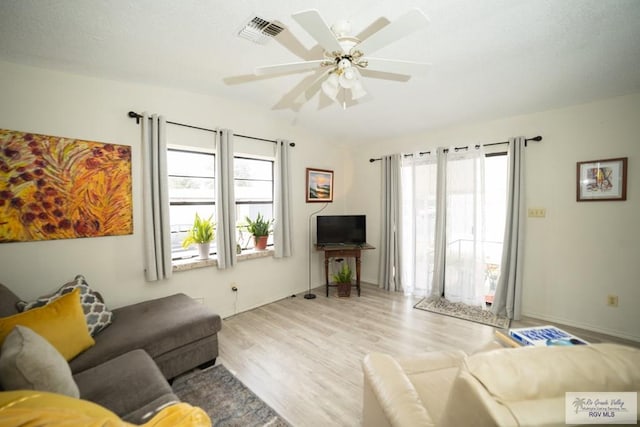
[167,149,274,259]
[235,156,274,250]
[167,148,215,259]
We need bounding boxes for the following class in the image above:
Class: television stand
[316,243,375,297]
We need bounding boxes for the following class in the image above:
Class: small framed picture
[577,157,627,202]
[306,168,334,203]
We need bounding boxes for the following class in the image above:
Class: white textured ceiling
[1,0,639,143]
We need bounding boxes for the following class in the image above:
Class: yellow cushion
[0,288,94,360]
[0,390,211,427]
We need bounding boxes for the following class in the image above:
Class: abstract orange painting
[0,129,132,242]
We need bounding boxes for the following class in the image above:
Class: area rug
[172,364,289,427]
[414,296,510,329]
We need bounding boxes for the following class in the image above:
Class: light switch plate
[527,208,546,218]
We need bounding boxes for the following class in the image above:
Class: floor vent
[238,17,284,44]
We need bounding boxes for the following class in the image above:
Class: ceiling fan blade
[272,20,325,61]
[303,69,332,101]
[353,9,429,56]
[363,57,430,75]
[255,60,325,76]
[271,69,328,112]
[292,9,344,53]
[355,17,390,41]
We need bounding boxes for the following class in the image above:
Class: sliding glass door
[401,149,507,306]
[443,151,486,305]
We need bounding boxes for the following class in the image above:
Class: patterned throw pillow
[17,275,113,337]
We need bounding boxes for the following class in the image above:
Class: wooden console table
[316,244,375,297]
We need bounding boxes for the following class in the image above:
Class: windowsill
[172,248,274,272]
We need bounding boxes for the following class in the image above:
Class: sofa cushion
[362,353,434,426]
[69,293,221,377]
[396,350,466,423]
[466,343,640,400]
[153,334,219,380]
[0,326,80,397]
[439,343,640,426]
[0,288,94,361]
[74,349,179,424]
[17,275,113,337]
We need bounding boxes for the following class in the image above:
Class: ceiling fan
[255,9,430,108]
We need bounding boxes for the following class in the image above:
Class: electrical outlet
[527,208,546,218]
[607,294,619,307]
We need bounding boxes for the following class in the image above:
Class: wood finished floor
[217,283,638,427]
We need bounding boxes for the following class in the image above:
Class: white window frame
[234,155,274,251]
[167,147,216,260]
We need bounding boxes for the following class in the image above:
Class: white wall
[2,60,638,341]
[349,92,640,341]
[0,61,345,318]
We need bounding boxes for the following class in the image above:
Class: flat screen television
[316,215,366,246]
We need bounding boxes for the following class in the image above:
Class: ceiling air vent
[238,16,285,44]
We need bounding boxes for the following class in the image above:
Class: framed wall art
[0,129,133,243]
[576,157,627,202]
[306,168,333,203]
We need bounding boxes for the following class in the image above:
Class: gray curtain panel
[378,154,403,292]
[215,129,237,269]
[430,147,448,297]
[141,113,172,281]
[273,140,292,258]
[491,137,526,319]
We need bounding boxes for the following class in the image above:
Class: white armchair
[362,343,640,426]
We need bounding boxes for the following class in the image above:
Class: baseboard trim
[522,310,640,343]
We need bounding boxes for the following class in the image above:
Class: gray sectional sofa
[0,283,222,424]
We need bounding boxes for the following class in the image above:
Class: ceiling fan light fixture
[321,72,340,101]
[322,65,365,104]
[351,79,367,100]
[338,58,352,70]
[338,66,359,89]
[251,8,430,109]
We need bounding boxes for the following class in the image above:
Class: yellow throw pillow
[0,288,94,361]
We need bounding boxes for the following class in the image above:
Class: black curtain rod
[127,111,295,147]
[368,136,542,163]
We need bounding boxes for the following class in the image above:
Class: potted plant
[182,213,215,260]
[244,213,273,250]
[332,261,353,297]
